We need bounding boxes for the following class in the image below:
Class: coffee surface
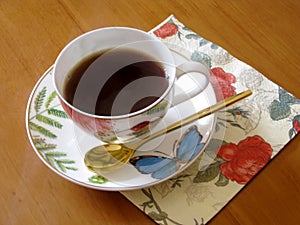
[63,48,168,116]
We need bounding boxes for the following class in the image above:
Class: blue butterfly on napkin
[130,125,204,179]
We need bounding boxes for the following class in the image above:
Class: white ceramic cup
[53,27,211,143]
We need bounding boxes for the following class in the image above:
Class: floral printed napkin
[121,15,300,225]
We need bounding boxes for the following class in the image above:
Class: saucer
[25,45,217,191]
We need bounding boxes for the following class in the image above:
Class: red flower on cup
[210,67,236,101]
[130,121,150,132]
[153,22,178,39]
[60,99,112,135]
[217,135,272,184]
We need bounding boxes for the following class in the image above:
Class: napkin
[121,15,300,225]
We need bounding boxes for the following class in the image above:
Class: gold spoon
[84,90,252,173]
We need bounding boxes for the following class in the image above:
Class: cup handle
[172,61,211,106]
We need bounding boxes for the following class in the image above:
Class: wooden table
[1,1,299,224]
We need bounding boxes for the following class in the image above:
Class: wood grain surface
[1,1,299,224]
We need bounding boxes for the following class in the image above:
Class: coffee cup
[53,27,211,144]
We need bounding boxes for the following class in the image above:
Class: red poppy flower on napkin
[153,22,178,39]
[210,67,237,101]
[217,135,273,184]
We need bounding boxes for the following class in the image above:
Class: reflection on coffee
[63,48,169,116]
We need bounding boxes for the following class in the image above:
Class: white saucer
[25,45,217,191]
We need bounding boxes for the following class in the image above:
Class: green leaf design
[168,18,175,25]
[230,122,245,130]
[30,86,78,173]
[199,38,219,49]
[289,128,296,139]
[140,188,181,224]
[45,155,56,168]
[142,188,152,198]
[33,137,57,150]
[148,211,168,221]
[56,159,75,164]
[32,137,77,171]
[45,91,57,108]
[215,173,229,186]
[177,31,182,40]
[56,159,76,172]
[36,143,56,151]
[32,136,46,145]
[269,100,291,121]
[227,107,250,118]
[279,88,300,105]
[185,33,200,40]
[47,108,68,118]
[65,167,78,171]
[170,174,191,188]
[45,151,67,157]
[34,87,46,113]
[191,50,212,68]
[182,26,191,31]
[44,151,78,172]
[210,43,219,49]
[216,121,226,128]
[57,162,67,172]
[199,39,209,46]
[88,175,108,184]
[193,161,221,183]
[29,122,57,138]
[35,114,63,129]
[204,138,228,159]
[194,218,205,225]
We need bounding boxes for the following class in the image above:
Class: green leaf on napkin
[193,161,221,183]
[191,50,212,68]
[148,211,168,221]
[215,173,229,186]
[269,88,300,121]
[199,38,219,49]
[185,33,200,40]
[279,88,300,105]
[269,100,291,121]
[204,138,228,159]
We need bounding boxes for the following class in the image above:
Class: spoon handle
[134,90,252,149]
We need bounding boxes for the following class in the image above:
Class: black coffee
[63,48,168,116]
